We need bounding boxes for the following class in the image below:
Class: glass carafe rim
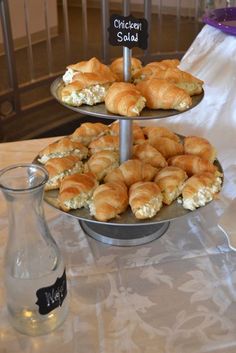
[0,163,48,192]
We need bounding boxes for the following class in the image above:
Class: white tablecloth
[1,24,236,353]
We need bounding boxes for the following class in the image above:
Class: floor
[0,4,204,141]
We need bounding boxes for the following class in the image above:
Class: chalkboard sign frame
[108,14,148,50]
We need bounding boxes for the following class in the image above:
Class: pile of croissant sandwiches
[61,56,204,116]
[38,121,223,222]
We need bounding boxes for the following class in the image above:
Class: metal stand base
[79,220,170,246]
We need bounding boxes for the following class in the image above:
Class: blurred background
[0,0,235,142]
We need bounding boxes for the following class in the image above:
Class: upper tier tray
[51,77,204,121]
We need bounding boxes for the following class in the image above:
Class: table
[0,137,235,353]
[1,24,236,353]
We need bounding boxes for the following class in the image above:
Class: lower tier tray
[42,158,223,246]
[44,186,191,226]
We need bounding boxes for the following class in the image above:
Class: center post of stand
[119,46,133,163]
[119,0,133,164]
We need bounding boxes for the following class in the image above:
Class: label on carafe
[35,269,67,315]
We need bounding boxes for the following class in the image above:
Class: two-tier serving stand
[49,3,205,246]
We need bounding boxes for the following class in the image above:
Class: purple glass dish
[202,7,236,35]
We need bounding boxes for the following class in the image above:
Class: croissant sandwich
[84,150,119,181]
[71,122,109,146]
[136,67,203,96]
[110,57,142,82]
[154,67,203,96]
[147,59,180,70]
[58,172,98,212]
[88,135,119,155]
[154,166,188,205]
[38,137,88,164]
[63,56,116,84]
[105,82,146,117]
[89,181,128,222]
[149,136,184,159]
[183,135,217,162]
[133,59,180,82]
[136,78,192,112]
[143,125,180,143]
[104,159,158,187]
[61,71,115,107]
[129,181,163,219]
[168,154,218,176]
[179,171,222,210]
[109,120,145,144]
[44,155,84,191]
[132,142,167,169]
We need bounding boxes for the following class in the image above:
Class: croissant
[71,122,109,146]
[71,69,116,85]
[136,78,192,111]
[133,59,180,82]
[148,59,180,70]
[84,150,119,181]
[184,136,217,162]
[105,82,146,117]
[180,172,223,210]
[149,136,184,159]
[143,125,180,143]
[61,72,115,107]
[89,181,128,222]
[146,67,203,96]
[154,166,188,205]
[63,57,116,84]
[109,120,145,144]
[129,181,163,219]
[110,57,142,82]
[38,137,88,164]
[104,159,158,187]
[88,135,119,155]
[67,57,107,72]
[168,154,218,176]
[58,172,98,212]
[132,142,167,168]
[44,155,84,191]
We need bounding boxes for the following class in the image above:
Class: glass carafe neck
[0,163,49,241]
[0,164,60,278]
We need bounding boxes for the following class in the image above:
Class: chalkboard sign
[36,269,67,315]
[108,14,148,50]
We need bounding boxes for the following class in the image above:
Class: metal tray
[39,158,223,227]
[50,77,204,121]
[40,157,223,246]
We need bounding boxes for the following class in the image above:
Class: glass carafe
[0,163,69,336]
